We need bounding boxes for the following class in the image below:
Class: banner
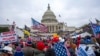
[0,31,17,42]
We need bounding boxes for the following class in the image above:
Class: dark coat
[22,47,34,56]
[68,47,76,56]
[94,50,100,56]
[45,48,56,56]
[33,48,45,56]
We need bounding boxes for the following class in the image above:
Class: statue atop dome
[48,4,50,10]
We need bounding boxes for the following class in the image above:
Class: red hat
[52,37,59,43]
[36,41,45,51]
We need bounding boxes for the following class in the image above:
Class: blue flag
[90,21,100,36]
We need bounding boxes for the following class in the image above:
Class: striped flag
[31,18,48,32]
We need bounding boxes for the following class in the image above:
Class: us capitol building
[31,4,76,36]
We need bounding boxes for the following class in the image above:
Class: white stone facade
[31,4,76,36]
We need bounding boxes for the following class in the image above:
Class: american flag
[53,42,70,56]
[31,18,48,32]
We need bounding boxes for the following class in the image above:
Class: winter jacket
[22,46,34,56]
[33,48,45,56]
[45,48,56,56]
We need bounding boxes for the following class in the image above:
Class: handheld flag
[53,42,69,56]
[90,21,100,37]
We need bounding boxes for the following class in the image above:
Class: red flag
[76,35,81,48]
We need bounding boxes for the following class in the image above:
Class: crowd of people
[0,35,100,56]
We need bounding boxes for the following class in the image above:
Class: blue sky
[0,0,100,28]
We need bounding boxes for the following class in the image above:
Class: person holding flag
[89,20,100,47]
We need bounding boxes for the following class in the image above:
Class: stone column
[49,26,50,32]
[52,25,54,32]
[56,26,58,32]
[49,25,51,32]
[54,25,56,32]
[51,25,53,32]
[50,25,52,33]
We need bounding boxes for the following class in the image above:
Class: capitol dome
[41,4,58,23]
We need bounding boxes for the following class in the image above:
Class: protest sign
[0,31,17,42]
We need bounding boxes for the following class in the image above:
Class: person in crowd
[76,36,81,49]
[14,46,24,56]
[48,37,69,56]
[20,40,26,48]
[35,41,46,56]
[22,41,34,56]
[64,39,76,56]
[45,40,56,56]
[0,42,2,52]
[70,40,77,52]
[93,46,100,56]
[2,42,13,56]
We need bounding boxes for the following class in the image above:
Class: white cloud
[0,0,100,28]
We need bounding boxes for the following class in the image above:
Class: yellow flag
[24,30,30,36]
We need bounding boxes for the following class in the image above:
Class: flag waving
[90,21,100,37]
[31,18,48,32]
